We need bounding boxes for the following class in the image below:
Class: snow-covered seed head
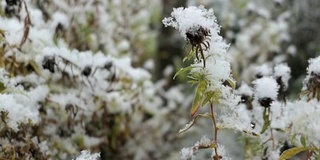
[42,56,56,73]
[253,77,279,107]
[240,95,250,103]
[104,61,113,70]
[82,66,92,77]
[186,25,211,50]
[65,104,78,118]
[258,97,273,108]
[240,94,253,110]
[307,72,320,90]
[6,0,20,6]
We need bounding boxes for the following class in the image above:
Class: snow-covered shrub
[164,5,320,160]
[0,0,190,159]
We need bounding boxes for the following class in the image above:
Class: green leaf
[226,78,236,89]
[179,113,212,134]
[0,82,5,93]
[202,91,215,107]
[290,134,297,144]
[260,108,270,134]
[202,91,220,107]
[173,65,199,79]
[29,61,42,76]
[191,82,206,117]
[300,136,306,147]
[183,49,195,62]
[279,147,315,160]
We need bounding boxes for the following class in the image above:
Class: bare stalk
[210,101,220,160]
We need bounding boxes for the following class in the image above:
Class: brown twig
[19,0,32,49]
[210,101,220,160]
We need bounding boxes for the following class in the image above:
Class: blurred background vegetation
[0,0,320,159]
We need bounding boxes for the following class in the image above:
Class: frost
[267,149,280,160]
[194,135,211,148]
[180,147,195,160]
[235,83,253,97]
[253,77,279,100]
[204,60,231,82]
[39,141,50,156]
[162,6,218,40]
[0,94,39,131]
[274,63,291,88]
[211,143,232,160]
[283,99,320,146]
[74,150,100,160]
[307,56,320,75]
[49,93,87,110]
[255,64,273,78]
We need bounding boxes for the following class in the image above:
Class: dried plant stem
[20,0,32,49]
[210,101,220,160]
[270,128,275,150]
[199,45,206,68]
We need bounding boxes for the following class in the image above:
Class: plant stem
[270,128,275,150]
[210,101,219,160]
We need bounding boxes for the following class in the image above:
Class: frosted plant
[163,6,258,160]
[0,0,189,159]
[301,56,320,100]
[188,1,292,84]
[74,150,100,160]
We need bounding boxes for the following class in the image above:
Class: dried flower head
[186,26,211,67]
[303,71,320,100]
[42,56,56,73]
[162,6,218,67]
[82,66,92,77]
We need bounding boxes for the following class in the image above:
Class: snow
[74,150,100,160]
[235,82,253,96]
[194,135,211,148]
[254,64,273,78]
[283,99,320,146]
[0,93,40,131]
[253,77,279,99]
[211,143,232,160]
[163,6,218,40]
[180,147,195,160]
[274,63,291,88]
[307,56,320,75]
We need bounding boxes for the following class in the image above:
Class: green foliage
[173,65,199,79]
[183,49,196,62]
[279,147,316,160]
[260,108,270,134]
[300,136,306,147]
[191,81,206,117]
[0,82,5,93]
[178,113,212,134]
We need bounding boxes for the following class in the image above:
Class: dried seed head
[240,95,250,103]
[6,0,20,6]
[82,66,92,77]
[185,26,211,67]
[104,61,113,70]
[42,56,56,73]
[307,72,320,90]
[258,97,273,108]
[186,26,211,47]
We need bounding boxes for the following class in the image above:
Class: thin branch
[19,0,32,49]
[210,101,220,160]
